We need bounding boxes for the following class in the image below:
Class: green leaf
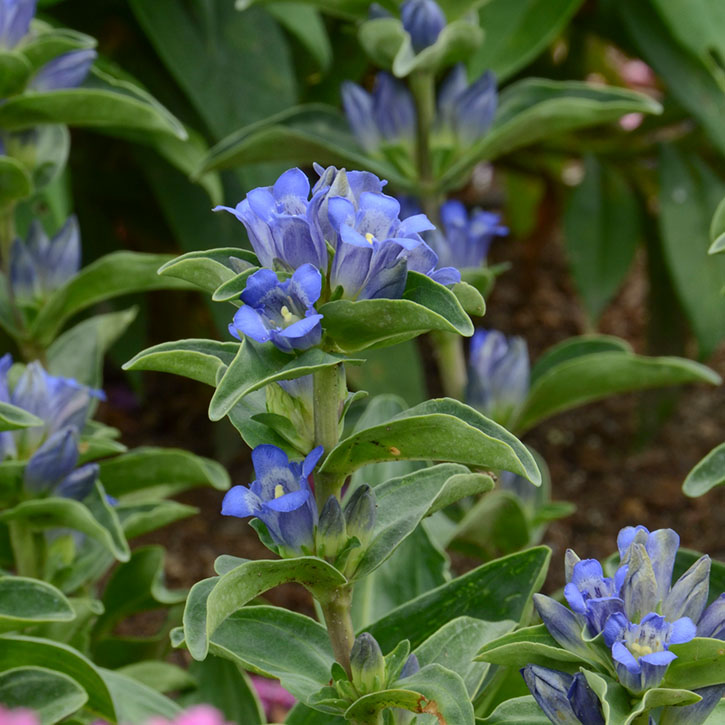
[0,666,87,724]
[118,661,195,694]
[516,351,721,433]
[0,576,74,632]
[93,546,184,638]
[123,339,239,386]
[476,695,551,724]
[581,670,631,725]
[99,667,181,724]
[439,80,662,191]
[117,500,198,539]
[185,656,264,725]
[346,664,474,723]
[683,442,725,497]
[30,252,193,346]
[0,635,116,721]
[0,50,32,96]
[563,156,640,322]
[321,397,542,485]
[158,248,258,293]
[46,307,138,388]
[0,156,33,207]
[530,335,631,384]
[211,268,260,303]
[98,447,229,497]
[0,74,186,139]
[265,3,332,70]
[353,463,493,579]
[366,546,550,651]
[452,280,486,317]
[184,557,346,660]
[235,0,371,19]
[209,341,358,421]
[415,617,515,697]
[469,0,584,81]
[321,271,474,352]
[658,147,725,356]
[0,496,129,562]
[710,196,725,254]
[663,638,725,690]
[19,27,96,71]
[0,401,43,432]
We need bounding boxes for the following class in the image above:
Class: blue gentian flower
[437,64,497,146]
[564,559,627,635]
[400,0,446,53]
[0,0,35,49]
[10,216,81,306]
[521,665,604,725]
[221,444,323,556]
[0,356,104,460]
[229,264,323,354]
[603,612,696,693]
[29,48,97,91]
[341,73,416,154]
[465,330,530,426]
[215,168,328,272]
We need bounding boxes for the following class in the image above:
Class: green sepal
[0,156,33,207]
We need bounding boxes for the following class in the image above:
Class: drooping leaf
[0,576,74,632]
[158,248,258,293]
[476,695,552,724]
[683,443,725,497]
[117,661,195,694]
[0,402,43,432]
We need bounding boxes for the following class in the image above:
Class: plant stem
[8,519,38,579]
[320,585,355,677]
[430,330,467,400]
[313,364,344,510]
[0,203,30,342]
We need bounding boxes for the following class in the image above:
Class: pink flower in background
[147,705,233,725]
[0,706,38,725]
[252,676,296,720]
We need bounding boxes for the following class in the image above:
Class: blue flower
[221,444,323,555]
[10,216,81,306]
[29,48,97,91]
[215,168,328,272]
[465,330,529,426]
[437,64,497,146]
[341,73,416,154]
[521,665,604,725]
[603,612,696,692]
[0,0,35,49]
[564,559,627,635]
[400,0,446,53]
[0,357,104,461]
[229,264,323,353]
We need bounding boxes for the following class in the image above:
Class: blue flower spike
[400,0,446,53]
[221,444,323,556]
[229,264,324,354]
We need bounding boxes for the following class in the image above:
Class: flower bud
[401,0,446,53]
[265,376,315,454]
[317,496,347,561]
[350,633,386,694]
[344,484,376,547]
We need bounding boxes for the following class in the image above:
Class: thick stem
[313,364,344,509]
[8,519,38,579]
[430,330,467,400]
[320,585,355,677]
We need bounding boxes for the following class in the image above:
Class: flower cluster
[0,0,96,94]
[525,525,725,724]
[216,164,460,353]
[10,216,81,306]
[342,64,497,157]
[0,356,104,500]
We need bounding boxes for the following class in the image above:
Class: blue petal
[10,237,40,304]
[221,485,262,518]
[611,640,640,673]
[278,314,323,344]
[252,444,291,479]
[521,665,580,725]
[602,612,629,647]
[328,196,357,236]
[620,543,658,621]
[669,616,697,645]
[264,487,310,513]
[645,528,680,603]
[533,594,588,657]
[659,685,725,725]
[288,263,322,307]
[330,238,373,298]
[30,49,97,91]
[429,266,461,286]
[398,213,435,236]
[230,305,271,344]
[697,594,725,639]
[0,0,36,48]
[664,556,710,623]
[272,168,310,214]
[341,82,381,153]
[55,463,98,501]
[617,525,649,559]
[567,673,605,725]
[44,215,81,292]
[401,0,446,53]
[356,192,400,240]
[247,187,278,222]
[302,445,324,477]
[24,427,79,493]
[273,215,327,271]
[240,268,280,308]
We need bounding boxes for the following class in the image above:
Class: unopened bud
[317,496,347,561]
[344,484,376,547]
[350,633,386,694]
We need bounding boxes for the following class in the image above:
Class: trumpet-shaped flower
[521,666,604,725]
[564,559,627,635]
[400,0,446,53]
[229,264,323,353]
[221,444,322,555]
[603,612,696,692]
[341,74,416,154]
[214,168,328,272]
[466,330,529,426]
[437,64,498,146]
[10,216,81,306]
[0,0,35,49]
[29,48,97,91]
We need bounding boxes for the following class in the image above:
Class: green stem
[320,585,355,677]
[430,330,467,400]
[8,519,38,579]
[313,364,344,510]
[0,202,30,342]
[409,71,441,222]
